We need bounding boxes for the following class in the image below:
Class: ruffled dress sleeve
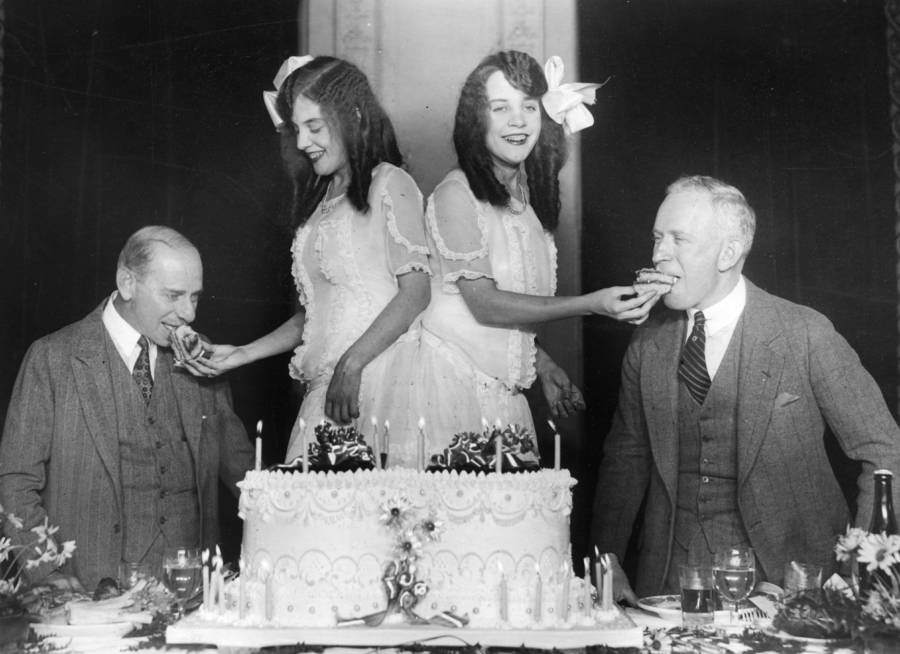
[380,167,431,278]
[426,176,493,295]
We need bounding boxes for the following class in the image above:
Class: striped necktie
[133,335,154,403]
[678,311,711,404]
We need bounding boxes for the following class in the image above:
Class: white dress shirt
[684,276,747,380]
[101,292,157,379]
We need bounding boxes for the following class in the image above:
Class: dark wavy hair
[274,56,403,227]
[453,51,567,231]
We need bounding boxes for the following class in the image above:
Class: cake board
[166,612,643,650]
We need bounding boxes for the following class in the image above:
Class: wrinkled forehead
[654,191,717,232]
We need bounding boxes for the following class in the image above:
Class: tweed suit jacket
[590,279,900,597]
[0,301,254,591]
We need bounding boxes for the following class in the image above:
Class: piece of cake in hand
[633,267,678,296]
[169,325,207,363]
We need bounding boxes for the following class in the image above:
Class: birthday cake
[194,425,616,633]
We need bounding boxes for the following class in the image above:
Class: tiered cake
[236,467,581,629]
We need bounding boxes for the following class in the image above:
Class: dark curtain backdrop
[577,0,896,571]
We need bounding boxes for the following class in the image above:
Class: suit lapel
[736,282,785,486]
[643,314,684,504]
[71,304,122,505]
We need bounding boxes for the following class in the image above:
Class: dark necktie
[133,336,153,403]
[678,311,711,404]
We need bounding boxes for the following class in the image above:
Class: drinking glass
[162,547,203,603]
[117,561,154,591]
[713,547,756,624]
[678,564,715,627]
[782,561,823,599]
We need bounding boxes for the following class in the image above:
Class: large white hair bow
[262,55,314,130]
[541,55,606,135]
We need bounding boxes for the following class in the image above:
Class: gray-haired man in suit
[591,175,900,603]
[0,226,253,592]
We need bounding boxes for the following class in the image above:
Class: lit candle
[254,420,263,470]
[495,434,503,474]
[238,556,246,620]
[214,545,224,614]
[548,419,560,470]
[371,416,381,470]
[533,563,543,623]
[417,417,426,472]
[201,549,210,611]
[498,562,508,623]
[582,556,593,615]
[299,418,307,473]
[383,420,390,464]
[594,545,603,604]
[481,416,490,432]
[601,553,614,610]
[559,560,571,622]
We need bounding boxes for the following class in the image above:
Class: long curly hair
[453,51,567,231]
[274,56,403,227]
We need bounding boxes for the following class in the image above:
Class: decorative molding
[335,0,380,88]
[887,0,900,414]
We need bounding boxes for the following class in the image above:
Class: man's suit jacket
[591,279,900,597]
[0,302,254,591]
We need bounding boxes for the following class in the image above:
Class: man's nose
[652,241,669,265]
[177,297,197,324]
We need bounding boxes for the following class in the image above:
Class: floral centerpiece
[0,506,75,613]
[773,527,900,647]
[427,424,540,473]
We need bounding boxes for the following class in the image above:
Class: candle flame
[594,545,599,557]
[384,419,390,430]
[481,416,489,429]
[256,420,263,436]
[418,416,426,430]
[547,418,557,432]
[201,549,209,563]
[371,415,378,426]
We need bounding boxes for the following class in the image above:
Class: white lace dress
[386,169,557,465]
[282,163,430,462]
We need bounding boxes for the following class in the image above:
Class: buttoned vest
[673,317,751,568]
[105,336,200,571]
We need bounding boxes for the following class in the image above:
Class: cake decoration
[427,424,540,473]
[276,423,375,472]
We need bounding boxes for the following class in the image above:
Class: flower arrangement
[834,527,900,641]
[0,506,75,611]
[427,424,540,473]
[278,423,375,472]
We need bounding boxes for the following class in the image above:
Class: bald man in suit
[0,226,252,591]
[591,176,900,602]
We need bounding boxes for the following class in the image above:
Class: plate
[763,625,851,646]
[636,594,682,620]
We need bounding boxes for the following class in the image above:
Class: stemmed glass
[162,547,203,609]
[713,546,756,625]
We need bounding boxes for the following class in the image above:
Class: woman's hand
[585,286,660,324]
[325,352,363,424]
[179,343,249,378]
[535,350,585,419]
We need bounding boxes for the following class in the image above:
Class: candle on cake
[238,556,246,619]
[600,553,614,610]
[582,556,593,615]
[495,433,503,474]
[383,419,390,465]
[594,545,603,601]
[212,546,224,614]
[417,417,426,472]
[201,549,210,611]
[299,418,307,473]
[371,416,381,470]
[254,420,263,470]
[548,418,560,470]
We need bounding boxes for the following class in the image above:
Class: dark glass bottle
[859,470,898,597]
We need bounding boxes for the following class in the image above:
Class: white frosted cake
[232,467,591,629]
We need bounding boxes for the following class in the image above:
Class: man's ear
[116,266,136,301]
[717,238,745,272]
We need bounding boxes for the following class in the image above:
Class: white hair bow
[262,55,314,130]
[541,55,606,135]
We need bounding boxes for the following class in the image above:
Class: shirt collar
[101,291,158,371]
[686,275,747,335]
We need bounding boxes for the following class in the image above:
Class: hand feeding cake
[199,425,611,632]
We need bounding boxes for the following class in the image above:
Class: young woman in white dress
[386,51,658,463]
[185,56,431,462]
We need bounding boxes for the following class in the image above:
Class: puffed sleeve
[381,167,432,277]
[426,177,493,294]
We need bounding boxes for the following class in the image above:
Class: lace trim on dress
[426,181,489,262]
[289,223,315,382]
[546,231,558,295]
[382,180,429,256]
[394,261,433,278]
[441,269,494,295]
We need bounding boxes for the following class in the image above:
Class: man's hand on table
[607,553,639,606]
